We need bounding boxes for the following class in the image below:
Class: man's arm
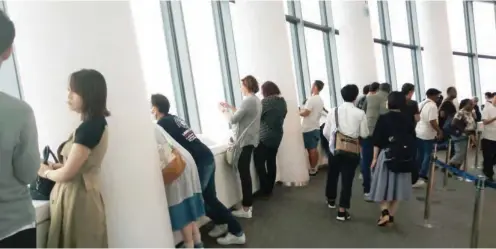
[12,107,40,185]
[482,107,496,125]
[359,113,370,139]
[299,97,313,117]
[428,105,443,138]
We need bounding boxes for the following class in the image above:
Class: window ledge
[209,143,228,155]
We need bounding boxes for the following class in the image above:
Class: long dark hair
[70,69,110,120]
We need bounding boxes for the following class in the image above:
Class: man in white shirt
[481,96,496,181]
[323,84,369,222]
[300,80,325,176]
[413,88,443,188]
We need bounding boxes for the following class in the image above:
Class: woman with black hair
[369,91,414,226]
[38,69,110,247]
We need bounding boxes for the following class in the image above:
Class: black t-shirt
[402,100,419,128]
[372,111,415,149]
[157,115,214,165]
[74,117,107,149]
[439,100,457,128]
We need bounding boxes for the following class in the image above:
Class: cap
[426,88,441,97]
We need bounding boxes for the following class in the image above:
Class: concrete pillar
[230,0,310,185]
[417,1,457,95]
[6,1,174,247]
[333,1,378,90]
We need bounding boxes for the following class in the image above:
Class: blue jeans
[198,161,243,236]
[416,138,435,180]
[360,138,373,193]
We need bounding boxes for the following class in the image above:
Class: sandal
[377,209,391,226]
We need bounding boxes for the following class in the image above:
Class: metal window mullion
[212,1,242,108]
[465,0,480,98]
[407,0,424,98]
[160,1,201,132]
[321,0,339,107]
[294,0,312,100]
[379,1,396,87]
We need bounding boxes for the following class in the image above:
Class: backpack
[384,124,415,173]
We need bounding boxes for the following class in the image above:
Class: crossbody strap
[334,107,340,131]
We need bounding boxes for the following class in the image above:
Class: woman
[154,125,205,248]
[38,69,109,247]
[254,81,287,196]
[369,91,414,226]
[220,75,262,219]
[447,99,477,169]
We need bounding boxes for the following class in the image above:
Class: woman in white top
[323,84,369,222]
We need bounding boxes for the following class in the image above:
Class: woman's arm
[371,146,380,168]
[40,144,90,182]
[230,98,251,124]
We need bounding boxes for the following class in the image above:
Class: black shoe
[377,209,391,226]
[336,210,351,221]
[327,199,336,209]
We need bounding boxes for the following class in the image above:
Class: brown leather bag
[158,145,186,185]
[334,108,360,155]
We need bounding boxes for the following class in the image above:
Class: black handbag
[29,146,57,200]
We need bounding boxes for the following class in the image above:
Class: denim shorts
[303,129,320,149]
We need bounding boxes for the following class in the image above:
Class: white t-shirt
[482,104,496,141]
[302,95,324,132]
[416,99,439,140]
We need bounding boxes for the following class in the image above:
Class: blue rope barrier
[434,159,496,189]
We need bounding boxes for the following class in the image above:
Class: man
[356,85,369,110]
[0,10,40,248]
[300,80,325,176]
[482,92,493,110]
[151,94,246,245]
[481,96,496,182]
[413,88,443,187]
[362,82,380,113]
[360,82,390,197]
[473,96,482,122]
[439,87,458,130]
[401,83,420,183]
[323,84,368,221]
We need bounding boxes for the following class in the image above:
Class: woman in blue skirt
[369,91,415,226]
[155,125,205,248]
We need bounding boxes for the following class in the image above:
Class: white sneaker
[217,232,246,245]
[208,224,228,238]
[232,207,252,218]
[412,179,426,188]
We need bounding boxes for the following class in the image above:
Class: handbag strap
[43,146,59,164]
[334,107,340,130]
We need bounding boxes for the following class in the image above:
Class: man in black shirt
[401,83,420,184]
[151,94,246,245]
[439,87,458,129]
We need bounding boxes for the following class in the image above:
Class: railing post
[443,139,452,188]
[474,131,482,169]
[470,175,486,248]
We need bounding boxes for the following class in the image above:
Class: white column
[6,1,174,247]
[230,0,310,184]
[332,1,378,90]
[417,1,456,93]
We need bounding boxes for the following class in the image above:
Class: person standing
[481,96,496,182]
[356,85,370,110]
[361,83,390,197]
[438,87,458,131]
[482,92,493,110]
[473,97,482,122]
[447,99,477,169]
[413,88,443,187]
[152,94,246,245]
[300,80,325,176]
[254,81,287,196]
[401,83,420,183]
[323,84,369,221]
[369,92,414,226]
[221,75,262,219]
[0,10,40,248]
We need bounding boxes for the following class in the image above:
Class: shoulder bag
[333,108,360,156]
[30,146,57,200]
[226,117,258,165]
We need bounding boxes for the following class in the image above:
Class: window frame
[371,0,424,98]
[159,1,240,134]
[285,0,340,107]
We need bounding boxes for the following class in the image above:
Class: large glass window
[305,28,331,109]
[368,0,423,94]
[452,55,472,100]
[182,1,229,137]
[448,1,496,99]
[285,1,340,107]
[478,58,496,96]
